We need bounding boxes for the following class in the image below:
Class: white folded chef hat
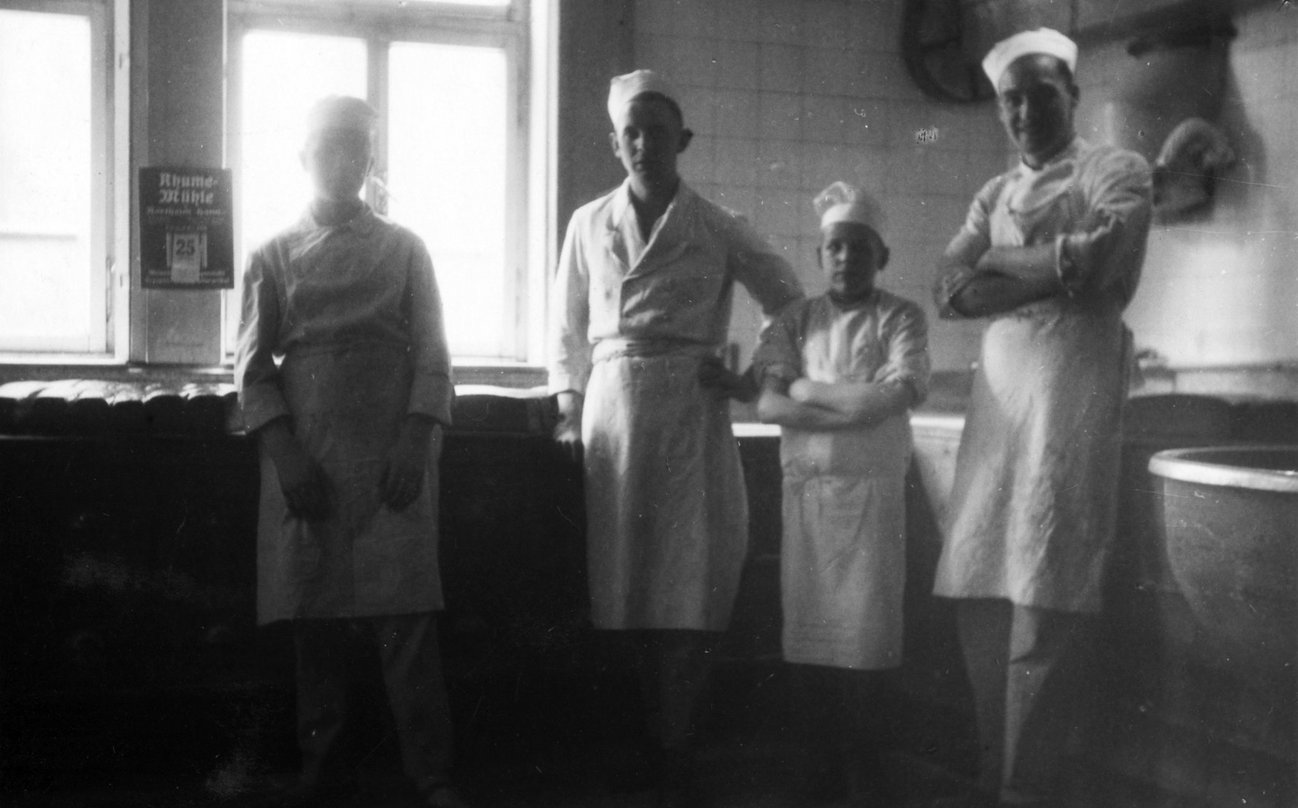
[981,28,1078,88]
[305,95,378,136]
[814,181,886,236]
[607,69,680,124]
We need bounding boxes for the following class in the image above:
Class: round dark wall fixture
[902,0,995,103]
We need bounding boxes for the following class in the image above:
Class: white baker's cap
[814,181,886,236]
[607,69,680,124]
[304,95,378,136]
[981,28,1078,89]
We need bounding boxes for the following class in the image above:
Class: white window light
[226,0,543,365]
[0,1,116,356]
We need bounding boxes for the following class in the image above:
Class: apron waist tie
[592,339,718,365]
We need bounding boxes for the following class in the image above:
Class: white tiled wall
[1082,6,1298,382]
[630,0,1009,372]
[627,1,1298,393]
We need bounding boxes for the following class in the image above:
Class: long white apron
[256,342,444,624]
[781,413,911,670]
[932,175,1131,613]
[581,342,749,632]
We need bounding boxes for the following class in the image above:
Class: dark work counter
[0,383,789,788]
[4,380,1296,803]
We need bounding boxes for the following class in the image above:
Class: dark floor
[0,735,972,808]
[1,656,977,808]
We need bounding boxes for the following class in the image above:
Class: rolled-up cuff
[1055,234,1081,296]
[754,361,799,387]
[935,265,979,319]
[239,386,291,433]
[547,370,588,397]
[897,377,928,407]
[409,372,455,426]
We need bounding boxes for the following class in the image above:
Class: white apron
[933,151,1134,613]
[781,409,911,670]
[582,340,749,632]
[256,341,443,624]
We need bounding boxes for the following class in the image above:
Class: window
[227,0,544,363]
[0,1,116,354]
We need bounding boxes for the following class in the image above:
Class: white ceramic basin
[1148,446,1298,681]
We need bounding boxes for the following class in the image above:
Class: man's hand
[259,419,331,520]
[553,391,583,465]
[698,356,757,402]
[380,415,441,511]
[934,263,980,317]
[787,377,813,403]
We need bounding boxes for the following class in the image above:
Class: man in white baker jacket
[547,69,803,805]
[931,28,1153,808]
[236,96,466,808]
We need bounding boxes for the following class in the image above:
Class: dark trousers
[956,598,1096,805]
[626,629,717,753]
[788,664,891,798]
[293,612,453,793]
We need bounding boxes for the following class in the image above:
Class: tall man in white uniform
[930,29,1153,808]
[237,96,465,808]
[548,70,802,804]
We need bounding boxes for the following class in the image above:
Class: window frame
[225,0,539,364]
[0,0,123,359]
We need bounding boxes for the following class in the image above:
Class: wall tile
[711,89,761,138]
[881,101,934,148]
[711,0,762,41]
[841,146,891,190]
[753,190,806,238]
[923,105,989,151]
[800,142,852,194]
[635,33,674,73]
[799,0,856,53]
[760,43,804,93]
[690,181,719,204]
[634,0,677,35]
[763,232,802,266]
[680,133,717,180]
[924,196,974,241]
[919,148,969,195]
[668,0,719,40]
[802,47,857,96]
[801,94,847,144]
[755,0,806,45]
[848,0,899,55]
[755,139,804,189]
[668,36,720,88]
[853,50,914,100]
[841,101,890,147]
[676,85,718,136]
[758,91,804,141]
[716,40,761,90]
[713,183,758,219]
[713,136,761,187]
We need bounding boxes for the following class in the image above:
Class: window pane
[388,42,508,358]
[229,31,367,346]
[0,10,93,345]
[238,30,368,256]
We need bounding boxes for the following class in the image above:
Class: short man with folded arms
[930,28,1153,808]
[548,70,802,804]
[753,181,930,805]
